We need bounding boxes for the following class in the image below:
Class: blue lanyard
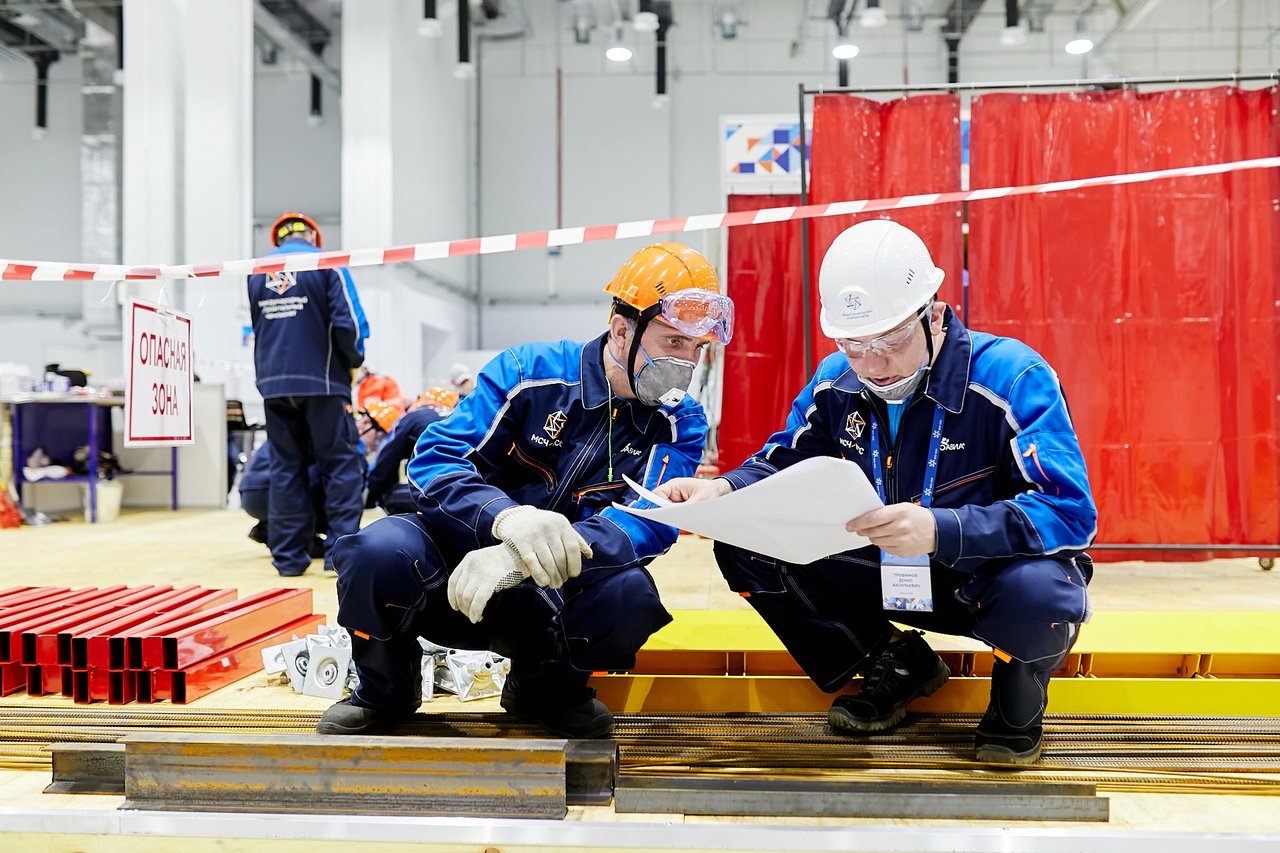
[869,402,946,508]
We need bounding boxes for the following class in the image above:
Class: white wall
[0,52,83,266]
[473,0,1278,350]
[2,0,1277,372]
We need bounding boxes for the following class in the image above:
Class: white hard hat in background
[449,362,473,385]
[818,219,945,339]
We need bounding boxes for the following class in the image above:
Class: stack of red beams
[0,585,324,705]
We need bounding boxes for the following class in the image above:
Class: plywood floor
[1,507,1279,844]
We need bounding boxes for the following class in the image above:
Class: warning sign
[124,299,194,446]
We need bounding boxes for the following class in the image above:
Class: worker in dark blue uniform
[248,212,369,577]
[658,220,1096,765]
[317,244,736,738]
[239,439,369,559]
[364,389,456,516]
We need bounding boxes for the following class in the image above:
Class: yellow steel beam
[590,673,1280,716]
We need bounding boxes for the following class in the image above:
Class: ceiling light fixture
[1065,18,1093,55]
[633,10,660,32]
[1000,0,1025,45]
[419,0,443,37]
[859,0,887,28]
[832,41,859,60]
[606,24,632,62]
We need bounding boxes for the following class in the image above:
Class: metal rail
[2,708,1279,796]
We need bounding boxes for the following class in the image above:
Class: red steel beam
[170,614,325,704]
[0,587,113,628]
[0,587,67,610]
[30,585,171,666]
[26,664,68,696]
[109,669,137,705]
[121,588,239,670]
[139,668,169,704]
[146,588,314,671]
[0,661,26,696]
[0,586,128,662]
[72,589,220,666]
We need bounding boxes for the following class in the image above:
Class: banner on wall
[123,298,195,447]
[721,114,812,195]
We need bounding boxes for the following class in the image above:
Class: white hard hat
[818,219,945,339]
[448,362,473,385]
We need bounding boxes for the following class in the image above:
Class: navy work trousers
[332,513,672,709]
[714,542,1091,693]
[263,395,364,574]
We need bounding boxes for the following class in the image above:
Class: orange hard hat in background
[363,400,406,434]
[271,211,323,248]
[413,386,460,412]
[357,374,402,410]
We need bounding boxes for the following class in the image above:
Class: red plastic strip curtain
[720,194,804,471]
[721,94,962,471]
[807,94,964,370]
[969,87,1280,558]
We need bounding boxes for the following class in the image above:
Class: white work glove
[491,505,593,589]
[447,544,529,624]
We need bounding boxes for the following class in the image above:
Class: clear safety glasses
[835,307,928,359]
[658,289,735,345]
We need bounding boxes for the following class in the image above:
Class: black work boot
[500,665,614,739]
[975,713,1042,764]
[828,630,950,733]
[316,696,417,735]
[247,521,268,545]
[316,635,422,735]
[975,657,1052,764]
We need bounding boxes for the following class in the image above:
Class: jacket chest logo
[265,271,297,295]
[543,410,567,439]
[845,412,865,440]
[940,437,965,451]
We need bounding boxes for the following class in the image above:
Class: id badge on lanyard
[870,403,945,613]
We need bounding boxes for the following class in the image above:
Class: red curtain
[721,94,963,471]
[969,87,1280,556]
[719,194,804,472]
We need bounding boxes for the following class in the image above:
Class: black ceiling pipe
[35,54,55,129]
[944,34,960,85]
[310,74,321,117]
[424,0,436,20]
[458,0,471,65]
[1005,0,1019,29]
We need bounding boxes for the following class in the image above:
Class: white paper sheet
[614,455,884,564]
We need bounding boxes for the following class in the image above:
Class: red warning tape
[5,156,1279,283]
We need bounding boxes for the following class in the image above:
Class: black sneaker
[500,678,614,739]
[828,630,950,733]
[308,536,326,560]
[316,696,418,735]
[975,713,1043,764]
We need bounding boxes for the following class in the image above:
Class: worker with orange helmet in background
[319,243,734,740]
[363,388,458,515]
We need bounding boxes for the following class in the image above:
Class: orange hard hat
[363,400,405,434]
[357,374,403,410]
[414,386,460,411]
[271,211,323,248]
[603,243,719,314]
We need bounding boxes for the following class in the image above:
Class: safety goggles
[834,306,928,358]
[658,289,735,345]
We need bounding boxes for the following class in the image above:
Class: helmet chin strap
[613,300,663,398]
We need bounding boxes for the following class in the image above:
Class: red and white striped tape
[5,156,1279,283]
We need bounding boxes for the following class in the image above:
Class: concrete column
[120,0,182,287]
[182,0,255,403]
[340,1,394,250]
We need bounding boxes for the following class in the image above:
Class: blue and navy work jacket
[247,237,368,399]
[406,334,708,572]
[721,307,1097,572]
